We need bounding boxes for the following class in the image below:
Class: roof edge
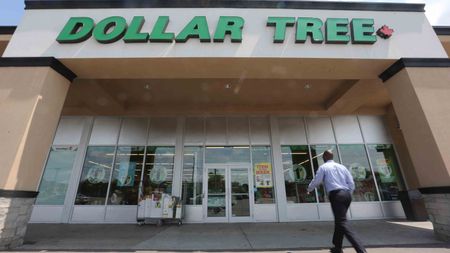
[434,26,450,36]
[24,0,426,12]
[379,58,450,82]
[0,189,39,198]
[0,57,77,82]
[0,26,17,35]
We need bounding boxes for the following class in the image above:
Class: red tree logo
[377,25,394,39]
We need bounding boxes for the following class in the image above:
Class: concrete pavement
[6,249,450,253]
[12,220,450,252]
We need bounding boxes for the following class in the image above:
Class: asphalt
[10,220,450,252]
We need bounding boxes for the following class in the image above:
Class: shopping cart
[136,182,183,226]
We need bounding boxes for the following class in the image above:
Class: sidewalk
[13,220,450,252]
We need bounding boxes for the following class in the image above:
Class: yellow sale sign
[254,163,273,188]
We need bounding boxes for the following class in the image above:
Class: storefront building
[1,0,450,249]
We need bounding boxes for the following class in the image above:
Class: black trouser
[329,189,366,253]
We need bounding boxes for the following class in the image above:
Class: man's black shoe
[329,247,343,253]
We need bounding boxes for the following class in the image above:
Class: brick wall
[0,197,35,249]
[423,194,450,241]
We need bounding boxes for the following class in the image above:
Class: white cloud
[318,0,450,25]
[424,0,450,25]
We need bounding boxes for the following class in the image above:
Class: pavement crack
[239,224,254,249]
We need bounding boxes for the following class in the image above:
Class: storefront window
[282,145,316,203]
[182,147,204,205]
[36,146,77,205]
[107,146,145,205]
[142,146,175,200]
[338,144,379,202]
[367,144,405,201]
[205,146,250,164]
[252,146,275,204]
[310,144,340,202]
[75,146,115,205]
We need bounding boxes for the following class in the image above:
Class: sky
[0,0,449,26]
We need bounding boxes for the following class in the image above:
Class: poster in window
[254,162,273,188]
[150,166,168,184]
[117,161,136,187]
[86,165,106,184]
[376,158,396,183]
[349,163,367,181]
[294,165,307,183]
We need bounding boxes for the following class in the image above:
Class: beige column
[384,106,428,221]
[382,58,450,241]
[0,58,75,249]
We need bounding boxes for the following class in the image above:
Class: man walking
[307,150,367,253]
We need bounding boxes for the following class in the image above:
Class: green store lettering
[56,15,376,45]
[57,16,244,44]
[267,17,377,44]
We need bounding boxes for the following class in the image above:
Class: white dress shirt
[307,160,355,193]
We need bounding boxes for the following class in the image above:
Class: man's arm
[307,167,325,192]
[344,167,355,192]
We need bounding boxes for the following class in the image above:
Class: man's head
[322,150,334,163]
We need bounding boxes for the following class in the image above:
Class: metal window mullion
[247,116,256,220]
[103,117,124,221]
[35,117,61,194]
[137,117,150,216]
[303,117,320,209]
[64,116,95,223]
[139,118,150,188]
[202,116,207,219]
[269,115,287,222]
[181,118,191,204]
[391,144,409,191]
[266,116,277,207]
[134,128,149,221]
[34,146,55,202]
[227,165,231,221]
[356,116,385,217]
[329,116,341,162]
[363,142,385,208]
[172,117,185,198]
[225,117,229,146]
[330,116,355,218]
[193,151,198,205]
[195,116,207,206]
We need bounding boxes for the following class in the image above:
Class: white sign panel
[4,8,447,59]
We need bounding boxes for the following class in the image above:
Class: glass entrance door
[229,167,251,221]
[206,167,227,221]
[204,164,253,222]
